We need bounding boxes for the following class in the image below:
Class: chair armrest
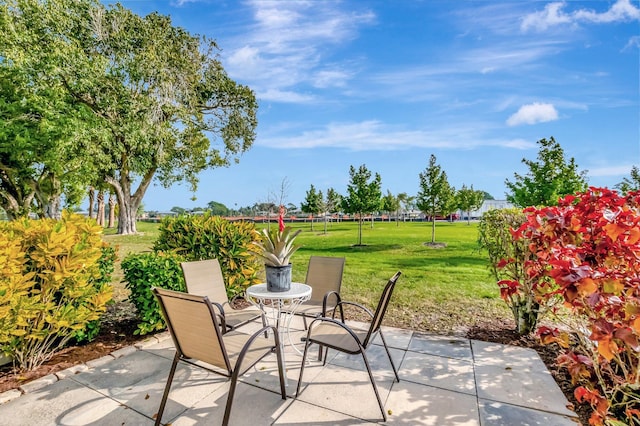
[321,291,342,315]
[336,300,374,319]
[209,301,228,330]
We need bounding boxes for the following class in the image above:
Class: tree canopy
[416,154,455,243]
[342,164,382,245]
[505,137,588,207]
[1,0,257,233]
[382,190,400,223]
[456,184,484,225]
[300,184,322,231]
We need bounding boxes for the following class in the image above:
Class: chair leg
[295,336,313,397]
[379,330,400,382]
[223,366,241,426]
[273,332,287,400]
[302,314,308,330]
[154,352,180,426]
[361,351,387,422]
[261,311,268,338]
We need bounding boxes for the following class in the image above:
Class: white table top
[246,282,311,300]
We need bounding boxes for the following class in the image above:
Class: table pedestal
[246,282,312,387]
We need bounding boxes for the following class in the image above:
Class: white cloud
[521,2,572,32]
[588,165,635,177]
[258,89,315,104]
[222,1,375,103]
[574,0,640,23]
[258,120,536,151]
[312,69,352,89]
[624,35,640,50]
[522,0,640,32]
[506,103,559,126]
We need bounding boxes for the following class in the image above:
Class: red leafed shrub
[515,187,640,425]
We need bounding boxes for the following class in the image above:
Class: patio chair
[152,287,286,426]
[288,256,346,329]
[181,259,265,333]
[295,271,402,422]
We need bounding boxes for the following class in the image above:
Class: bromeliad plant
[515,187,640,426]
[251,226,302,266]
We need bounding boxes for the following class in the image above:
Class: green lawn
[104,219,511,333]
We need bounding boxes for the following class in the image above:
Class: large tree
[2,0,257,233]
[456,184,484,225]
[0,63,93,219]
[505,137,587,207]
[342,164,382,246]
[207,201,229,216]
[416,154,455,243]
[300,184,322,231]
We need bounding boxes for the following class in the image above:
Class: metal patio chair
[295,271,402,422]
[287,256,346,329]
[181,259,265,333]
[152,287,286,426]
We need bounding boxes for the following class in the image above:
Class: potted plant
[252,226,302,292]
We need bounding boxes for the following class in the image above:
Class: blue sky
[114,0,639,212]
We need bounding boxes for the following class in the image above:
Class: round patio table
[246,282,311,387]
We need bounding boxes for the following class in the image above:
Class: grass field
[103,219,511,334]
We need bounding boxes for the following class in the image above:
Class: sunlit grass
[104,219,511,332]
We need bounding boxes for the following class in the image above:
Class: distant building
[459,200,514,220]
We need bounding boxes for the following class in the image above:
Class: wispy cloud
[507,103,559,126]
[589,165,636,177]
[623,35,640,51]
[224,1,375,103]
[522,0,640,32]
[258,120,535,151]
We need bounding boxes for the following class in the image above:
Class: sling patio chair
[286,256,346,330]
[295,271,402,422]
[152,287,286,426]
[181,259,265,333]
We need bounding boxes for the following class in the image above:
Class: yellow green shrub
[0,212,113,371]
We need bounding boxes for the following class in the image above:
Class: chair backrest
[181,259,229,304]
[361,271,402,348]
[305,256,345,304]
[153,287,231,373]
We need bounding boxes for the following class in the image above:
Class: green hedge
[153,214,260,298]
[122,252,186,335]
[123,214,261,335]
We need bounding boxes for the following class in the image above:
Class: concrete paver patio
[0,316,580,425]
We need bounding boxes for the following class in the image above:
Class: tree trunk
[358,214,363,245]
[106,165,154,235]
[88,187,95,218]
[323,214,327,234]
[512,299,539,336]
[310,213,314,231]
[108,193,116,228]
[0,191,34,220]
[39,195,61,219]
[117,202,137,234]
[96,191,105,226]
[431,218,436,243]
